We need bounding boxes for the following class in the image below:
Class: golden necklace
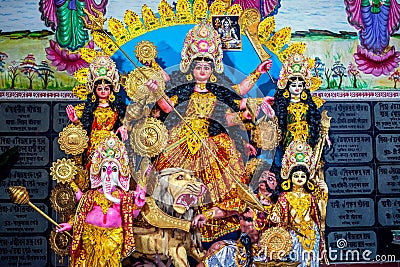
[196,83,206,91]
[93,190,119,214]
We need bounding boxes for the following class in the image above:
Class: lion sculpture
[132,167,207,267]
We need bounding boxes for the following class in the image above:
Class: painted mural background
[0,0,399,91]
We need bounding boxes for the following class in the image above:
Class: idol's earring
[186,73,193,81]
[307,180,314,191]
[281,180,290,191]
[210,73,217,83]
[283,89,290,99]
[301,91,307,100]
[91,94,97,102]
[109,92,115,102]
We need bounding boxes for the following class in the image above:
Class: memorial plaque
[377,198,400,226]
[327,198,375,227]
[0,203,49,233]
[53,103,76,133]
[327,231,377,262]
[326,166,374,195]
[324,102,371,130]
[325,134,373,164]
[0,136,49,166]
[377,165,400,194]
[0,236,47,267]
[0,103,50,133]
[376,134,400,162]
[374,102,400,130]
[0,169,49,200]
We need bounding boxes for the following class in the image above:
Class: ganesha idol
[57,135,146,267]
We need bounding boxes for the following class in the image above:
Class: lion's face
[167,170,206,214]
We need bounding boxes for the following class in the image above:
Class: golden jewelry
[301,90,307,100]
[203,209,216,220]
[70,181,79,193]
[307,180,315,191]
[109,91,115,102]
[49,229,71,257]
[251,116,282,150]
[247,69,261,86]
[209,73,217,83]
[91,94,97,102]
[260,226,292,260]
[281,180,290,190]
[134,40,158,65]
[93,190,120,214]
[283,89,290,98]
[292,95,300,101]
[100,99,107,104]
[186,73,193,81]
[196,83,206,91]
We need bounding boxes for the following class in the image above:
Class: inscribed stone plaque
[52,137,68,161]
[324,102,371,131]
[0,103,50,132]
[0,236,47,267]
[0,169,49,200]
[325,134,373,164]
[376,134,400,162]
[325,166,374,195]
[374,102,400,130]
[0,203,49,233]
[0,136,49,166]
[327,198,375,227]
[377,165,400,194]
[327,231,377,262]
[377,198,400,226]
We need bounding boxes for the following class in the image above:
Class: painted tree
[312,57,324,78]
[20,54,38,89]
[8,60,19,89]
[0,52,8,88]
[348,63,361,89]
[37,61,55,90]
[332,61,347,89]
[389,69,400,89]
[324,64,333,89]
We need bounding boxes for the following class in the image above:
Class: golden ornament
[73,165,90,192]
[130,118,168,157]
[49,228,72,257]
[50,183,76,214]
[252,116,282,150]
[50,158,77,184]
[123,66,165,104]
[58,124,89,155]
[260,226,292,260]
[134,40,158,65]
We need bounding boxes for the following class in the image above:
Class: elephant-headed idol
[57,134,146,267]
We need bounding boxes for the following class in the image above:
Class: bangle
[70,181,79,193]
[203,209,216,220]
[247,69,261,86]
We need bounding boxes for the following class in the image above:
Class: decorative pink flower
[45,40,94,74]
[354,45,400,77]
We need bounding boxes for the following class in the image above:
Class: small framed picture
[212,15,242,51]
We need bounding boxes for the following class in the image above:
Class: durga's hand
[57,223,72,233]
[256,59,272,74]
[116,125,128,141]
[192,214,207,228]
[245,143,257,156]
[261,96,275,117]
[146,79,158,93]
[66,105,78,124]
